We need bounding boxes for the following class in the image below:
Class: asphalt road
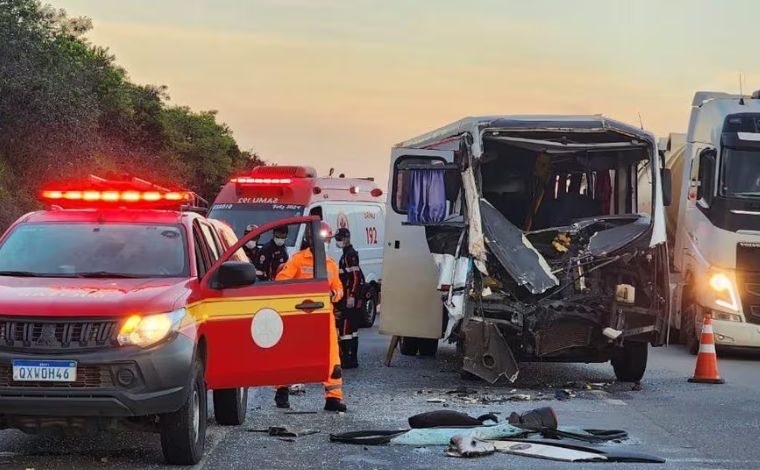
[0,326,759,469]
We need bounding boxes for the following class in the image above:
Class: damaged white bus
[380,116,671,383]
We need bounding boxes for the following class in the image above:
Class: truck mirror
[214,261,257,289]
[661,168,672,207]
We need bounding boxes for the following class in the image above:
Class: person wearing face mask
[254,225,289,281]
[275,222,347,412]
[334,228,364,369]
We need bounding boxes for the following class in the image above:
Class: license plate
[12,360,77,382]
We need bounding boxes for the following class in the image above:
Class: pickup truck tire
[160,359,207,465]
[360,287,378,328]
[418,338,439,357]
[612,341,648,382]
[213,387,248,426]
[399,337,420,356]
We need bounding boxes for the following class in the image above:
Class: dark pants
[336,309,360,368]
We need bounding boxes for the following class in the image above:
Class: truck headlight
[118,308,186,347]
[708,272,740,312]
[711,311,742,322]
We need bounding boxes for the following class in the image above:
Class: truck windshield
[722,148,760,197]
[207,204,304,246]
[0,223,188,278]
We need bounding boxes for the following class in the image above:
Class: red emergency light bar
[39,175,199,210]
[230,177,292,184]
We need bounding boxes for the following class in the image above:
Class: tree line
[0,0,263,229]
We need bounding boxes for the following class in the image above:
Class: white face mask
[336,240,347,248]
[274,237,286,247]
[245,241,256,249]
[324,242,331,252]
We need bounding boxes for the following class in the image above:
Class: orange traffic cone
[688,314,725,384]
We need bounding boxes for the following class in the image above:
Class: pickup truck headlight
[708,272,740,312]
[118,308,186,347]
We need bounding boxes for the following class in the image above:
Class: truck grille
[0,318,120,352]
[737,273,760,325]
[0,364,113,388]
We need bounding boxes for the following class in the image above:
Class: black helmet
[334,228,351,241]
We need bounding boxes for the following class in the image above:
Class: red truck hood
[0,277,192,317]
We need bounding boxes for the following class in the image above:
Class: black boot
[324,397,347,412]
[339,339,353,368]
[275,387,290,409]
[351,336,359,368]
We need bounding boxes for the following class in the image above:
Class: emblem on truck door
[35,324,57,347]
[250,308,284,348]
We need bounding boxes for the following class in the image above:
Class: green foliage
[0,0,263,229]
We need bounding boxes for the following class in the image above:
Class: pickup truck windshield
[722,148,760,197]
[0,223,188,278]
[208,204,303,246]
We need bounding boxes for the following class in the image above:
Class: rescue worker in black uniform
[334,228,365,369]
[242,224,261,262]
[254,225,289,281]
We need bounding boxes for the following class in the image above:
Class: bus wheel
[399,337,420,356]
[418,338,439,357]
[612,341,648,382]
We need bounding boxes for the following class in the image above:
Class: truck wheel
[684,303,704,356]
[418,338,439,357]
[213,387,248,426]
[612,341,648,382]
[399,337,420,356]
[160,359,207,465]
[360,289,378,328]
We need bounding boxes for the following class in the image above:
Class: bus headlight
[707,272,740,312]
[118,308,186,347]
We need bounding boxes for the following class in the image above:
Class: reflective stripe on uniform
[340,335,353,340]
[352,332,359,338]
[339,266,361,274]
[324,384,342,391]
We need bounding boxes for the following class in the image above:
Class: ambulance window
[199,222,222,261]
[309,206,323,219]
[392,156,446,214]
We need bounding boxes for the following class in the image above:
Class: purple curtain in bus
[407,169,447,224]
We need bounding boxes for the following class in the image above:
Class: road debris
[554,389,576,400]
[248,426,319,438]
[445,433,496,458]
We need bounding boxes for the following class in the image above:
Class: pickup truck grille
[0,318,120,352]
[0,364,113,388]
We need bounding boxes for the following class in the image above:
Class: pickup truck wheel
[360,289,378,328]
[160,359,207,465]
[612,341,648,382]
[418,338,439,357]
[213,387,248,426]
[399,337,420,356]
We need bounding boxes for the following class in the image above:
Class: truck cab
[670,92,760,351]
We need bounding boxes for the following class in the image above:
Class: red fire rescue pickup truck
[0,175,334,465]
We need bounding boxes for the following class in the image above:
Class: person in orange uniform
[274,221,347,412]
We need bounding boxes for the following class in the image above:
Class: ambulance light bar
[230,177,292,184]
